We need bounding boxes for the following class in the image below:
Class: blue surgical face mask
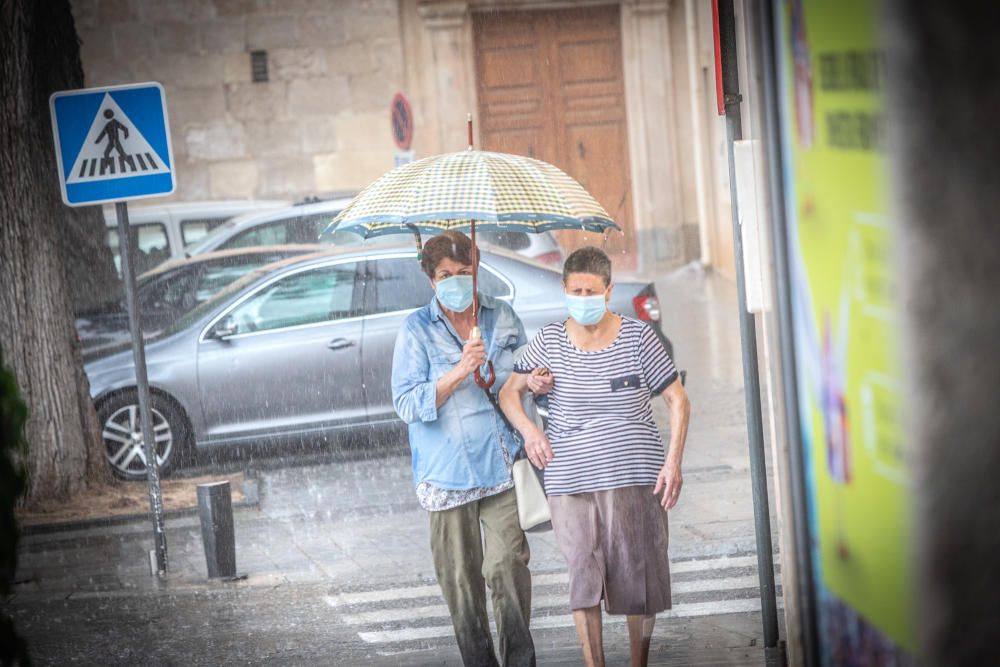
[566,293,607,325]
[435,275,474,312]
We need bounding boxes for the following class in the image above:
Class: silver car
[76,245,325,359]
[185,197,565,266]
[86,245,673,479]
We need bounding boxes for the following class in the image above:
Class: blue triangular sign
[50,82,175,207]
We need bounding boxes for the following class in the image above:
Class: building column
[417,0,479,154]
[621,0,688,271]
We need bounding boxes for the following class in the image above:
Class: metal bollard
[197,480,236,578]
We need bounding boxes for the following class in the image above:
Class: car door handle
[327,337,355,350]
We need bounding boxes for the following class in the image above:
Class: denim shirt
[392,294,527,490]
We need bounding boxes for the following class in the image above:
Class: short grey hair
[562,246,612,286]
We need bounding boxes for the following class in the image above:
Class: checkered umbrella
[322,149,619,239]
[325,134,619,389]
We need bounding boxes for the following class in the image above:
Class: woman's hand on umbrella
[527,368,554,395]
[459,339,487,376]
[521,424,554,470]
[654,461,683,509]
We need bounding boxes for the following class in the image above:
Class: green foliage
[0,345,30,666]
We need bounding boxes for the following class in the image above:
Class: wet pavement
[8,265,784,665]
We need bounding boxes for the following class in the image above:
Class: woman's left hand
[654,461,683,509]
[527,368,554,395]
[521,423,554,470]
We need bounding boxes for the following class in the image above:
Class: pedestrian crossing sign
[49,82,175,206]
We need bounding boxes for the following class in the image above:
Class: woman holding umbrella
[499,246,691,667]
[391,230,551,667]
[328,125,627,665]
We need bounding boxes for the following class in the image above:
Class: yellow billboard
[778,0,914,659]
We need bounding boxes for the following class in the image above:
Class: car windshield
[477,230,531,251]
[321,229,401,247]
[166,263,275,335]
[321,229,537,252]
[80,271,157,313]
[183,217,243,255]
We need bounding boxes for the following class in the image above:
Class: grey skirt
[548,485,672,615]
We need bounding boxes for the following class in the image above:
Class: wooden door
[473,6,636,269]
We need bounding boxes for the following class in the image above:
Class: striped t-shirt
[514,316,679,496]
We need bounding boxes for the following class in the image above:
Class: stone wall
[71,0,406,201]
[70,0,722,274]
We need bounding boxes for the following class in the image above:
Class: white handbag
[483,359,551,532]
[513,458,551,532]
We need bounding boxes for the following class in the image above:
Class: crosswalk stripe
[671,554,770,573]
[75,152,161,178]
[335,575,766,626]
[356,597,784,644]
[323,553,779,608]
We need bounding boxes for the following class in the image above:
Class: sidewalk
[10,266,784,665]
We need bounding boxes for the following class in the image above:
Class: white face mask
[435,275,474,312]
[565,293,607,325]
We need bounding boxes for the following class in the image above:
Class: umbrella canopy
[322,149,620,239]
[325,147,620,390]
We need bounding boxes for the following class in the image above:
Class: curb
[19,473,261,537]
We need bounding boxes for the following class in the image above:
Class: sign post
[50,82,176,575]
[714,1,782,661]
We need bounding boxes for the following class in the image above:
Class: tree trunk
[63,201,122,314]
[0,0,111,505]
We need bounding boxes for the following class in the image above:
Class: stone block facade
[72,0,407,201]
[71,0,728,273]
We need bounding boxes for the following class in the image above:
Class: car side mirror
[208,316,238,340]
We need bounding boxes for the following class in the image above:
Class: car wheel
[98,390,190,480]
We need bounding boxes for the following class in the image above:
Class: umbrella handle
[469,325,495,388]
[475,361,496,389]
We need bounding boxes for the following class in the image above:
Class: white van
[103,200,289,275]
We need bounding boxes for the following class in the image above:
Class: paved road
[12,454,781,665]
[10,266,785,665]
[12,576,776,666]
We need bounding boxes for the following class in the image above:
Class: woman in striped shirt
[499,246,691,667]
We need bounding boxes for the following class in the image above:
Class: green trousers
[429,488,536,667]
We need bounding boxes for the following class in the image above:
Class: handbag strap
[436,312,525,448]
[481,386,522,444]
